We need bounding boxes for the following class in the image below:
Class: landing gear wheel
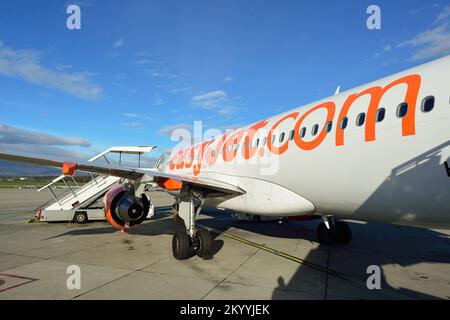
[195,228,213,259]
[73,212,88,224]
[335,221,352,245]
[172,230,192,260]
[316,222,336,246]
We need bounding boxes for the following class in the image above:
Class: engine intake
[104,185,150,229]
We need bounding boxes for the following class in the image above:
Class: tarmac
[0,188,449,300]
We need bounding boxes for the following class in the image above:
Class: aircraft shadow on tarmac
[271,142,450,300]
[43,206,175,239]
[200,209,450,300]
[274,222,449,300]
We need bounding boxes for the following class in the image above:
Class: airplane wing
[0,152,245,195]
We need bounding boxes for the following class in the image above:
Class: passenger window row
[282,95,435,141]
[216,96,435,156]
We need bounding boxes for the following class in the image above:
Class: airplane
[1,55,449,260]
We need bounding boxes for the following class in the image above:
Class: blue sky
[0,0,449,162]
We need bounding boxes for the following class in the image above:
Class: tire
[252,215,261,223]
[316,222,336,246]
[335,221,352,245]
[195,228,213,259]
[73,212,88,224]
[172,230,192,260]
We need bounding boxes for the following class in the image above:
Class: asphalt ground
[0,189,449,299]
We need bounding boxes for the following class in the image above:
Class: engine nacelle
[104,185,150,230]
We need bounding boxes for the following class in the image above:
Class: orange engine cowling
[104,185,150,230]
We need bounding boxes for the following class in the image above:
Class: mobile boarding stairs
[35,146,161,224]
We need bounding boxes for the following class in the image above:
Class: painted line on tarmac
[199,224,363,285]
[0,273,39,293]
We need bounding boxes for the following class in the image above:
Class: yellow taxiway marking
[200,224,363,285]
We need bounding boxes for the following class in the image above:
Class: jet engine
[104,184,150,230]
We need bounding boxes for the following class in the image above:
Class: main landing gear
[316,216,352,246]
[171,186,214,260]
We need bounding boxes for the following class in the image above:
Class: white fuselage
[164,55,450,229]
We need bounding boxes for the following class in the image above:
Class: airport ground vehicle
[34,147,156,223]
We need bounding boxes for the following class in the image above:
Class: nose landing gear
[316,216,352,246]
[171,186,214,260]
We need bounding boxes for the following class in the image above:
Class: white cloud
[135,59,151,64]
[123,113,140,118]
[192,90,237,116]
[168,87,189,94]
[217,105,237,116]
[0,42,102,100]
[146,68,178,79]
[192,90,227,109]
[0,124,91,147]
[0,143,89,163]
[224,76,233,82]
[121,122,144,128]
[158,123,192,137]
[153,97,164,105]
[399,22,450,61]
[435,5,450,22]
[134,51,152,57]
[114,38,124,48]
[122,113,154,121]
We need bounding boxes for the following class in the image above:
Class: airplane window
[376,108,385,122]
[256,138,260,146]
[262,137,267,146]
[340,117,348,130]
[421,96,435,113]
[356,112,366,126]
[289,130,295,140]
[300,127,306,138]
[325,121,333,133]
[397,102,408,118]
[279,132,285,143]
[311,124,319,136]
[271,134,276,144]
